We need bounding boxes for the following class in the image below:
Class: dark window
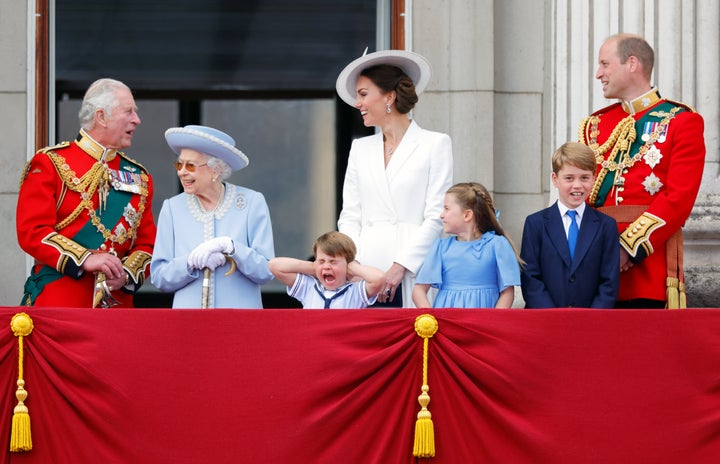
[56,0,376,94]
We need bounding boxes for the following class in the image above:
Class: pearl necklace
[201,184,225,212]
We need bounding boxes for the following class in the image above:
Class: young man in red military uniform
[578,34,705,308]
[17,78,157,307]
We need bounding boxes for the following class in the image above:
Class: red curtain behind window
[2,308,719,463]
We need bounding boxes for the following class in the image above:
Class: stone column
[0,0,33,304]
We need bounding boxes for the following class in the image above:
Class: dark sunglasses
[173,161,208,172]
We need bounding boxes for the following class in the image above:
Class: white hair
[207,156,232,181]
[78,78,130,130]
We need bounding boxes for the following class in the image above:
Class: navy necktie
[314,282,352,308]
[567,210,578,259]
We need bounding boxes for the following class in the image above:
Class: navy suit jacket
[520,202,620,308]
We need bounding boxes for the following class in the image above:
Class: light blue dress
[415,232,520,308]
[150,183,275,308]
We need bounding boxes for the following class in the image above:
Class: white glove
[204,236,235,254]
[204,252,227,271]
[188,237,235,270]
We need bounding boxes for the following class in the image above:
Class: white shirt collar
[557,201,586,219]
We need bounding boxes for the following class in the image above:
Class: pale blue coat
[150,183,275,308]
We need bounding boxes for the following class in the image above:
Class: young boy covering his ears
[269,231,385,308]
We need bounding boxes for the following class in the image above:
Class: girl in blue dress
[412,182,523,308]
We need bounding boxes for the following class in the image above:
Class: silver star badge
[643,145,663,169]
[642,173,663,195]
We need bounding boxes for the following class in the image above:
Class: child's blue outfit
[415,231,520,308]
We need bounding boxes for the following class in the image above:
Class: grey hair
[207,156,232,182]
[78,78,130,131]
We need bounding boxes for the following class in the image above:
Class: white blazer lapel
[367,133,395,212]
[385,120,421,181]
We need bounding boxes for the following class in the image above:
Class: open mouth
[322,272,337,287]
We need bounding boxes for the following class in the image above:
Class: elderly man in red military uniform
[17,78,156,307]
[578,34,705,308]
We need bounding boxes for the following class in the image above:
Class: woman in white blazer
[335,50,453,307]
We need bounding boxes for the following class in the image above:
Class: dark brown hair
[360,64,418,114]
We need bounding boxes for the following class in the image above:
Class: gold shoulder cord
[579,115,636,205]
[35,150,148,250]
[45,151,108,231]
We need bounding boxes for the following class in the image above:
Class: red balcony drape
[2,308,719,463]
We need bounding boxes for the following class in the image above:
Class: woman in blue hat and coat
[150,125,275,308]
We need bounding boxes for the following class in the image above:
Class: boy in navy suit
[520,142,619,308]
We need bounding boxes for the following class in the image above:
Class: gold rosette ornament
[413,314,438,458]
[10,312,34,452]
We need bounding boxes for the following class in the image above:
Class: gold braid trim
[123,250,152,285]
[19,143,71,190]
[44,151,107,231]
[584,108,682,205]
[41,232,91,272]
[581,116,636,205]
[18,160,32,191]
[44,151,149,247]
[619,212,666,257]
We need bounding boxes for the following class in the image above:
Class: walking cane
[92,272,120,308]
[201,255,237,309]
[201,268,211,309]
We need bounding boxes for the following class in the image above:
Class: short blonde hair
[552,142,596,174]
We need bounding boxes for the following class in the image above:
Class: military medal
[641,121,655,142]
[110,169,142,194]
[643,145,663,169]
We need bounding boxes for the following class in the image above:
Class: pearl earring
[386,103,391,114]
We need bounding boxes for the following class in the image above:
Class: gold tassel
[679,281,687,309]
[10,312,34,452]
[666,277,680,310]
[413,314,438,458]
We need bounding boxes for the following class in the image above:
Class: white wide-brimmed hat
[165,125,249,171]
[335,49,431,107]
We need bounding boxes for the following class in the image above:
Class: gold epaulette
[664,99,697,113]
[37,141,71,154]
[619,212,666,258]
[118,152,150,175]
[590,102,622,116]
[19,142,72,189]
[18,160,33,189]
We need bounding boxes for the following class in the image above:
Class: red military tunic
[16,130,156,307]
[578,88,705,304]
